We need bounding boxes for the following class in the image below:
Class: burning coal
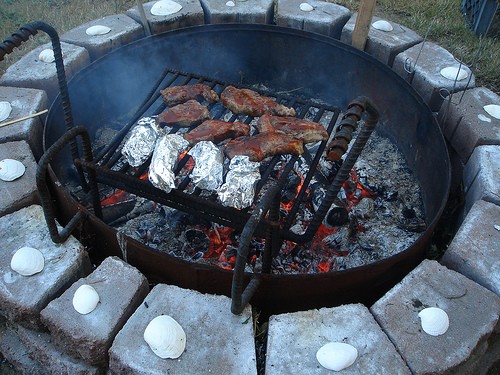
[92,124,424,275]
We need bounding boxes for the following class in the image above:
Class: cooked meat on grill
[156,100,211,128]
[224,133,304,162]
[160,83,219,106]
[256,114,329,143]
[183,120,251,146]
[220,86,296,117]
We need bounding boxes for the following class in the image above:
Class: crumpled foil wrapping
[218,155,261,209]
[149,134,189,193]
[188,141,223,192]
[122,117,161,167]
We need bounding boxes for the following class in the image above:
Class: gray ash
[111,129,424,275]
[73,109,426,275]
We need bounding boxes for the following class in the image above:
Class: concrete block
[40,256,149,366]
[61,14,145,61]
[463,145,500,213]
[393,42,475,111]
[276,0,351,38]
[266,303,410,374]
[200,0,274,24]
[15,324,104,374]
[0,205,91,330]
[371,259,500,375]
[0,321,44,374]
[441,200,500,296]
[438,87,500,163]
[127,0,204,35]
[0,86,48,160]
[109,284,256,375]
[0,42,90,103]
[0,141,39,217]
[341,14,422,66]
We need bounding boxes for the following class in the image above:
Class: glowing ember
[101,172,148,206]
[281,168,307,213]
[317,260,331,273]
[204,226,235,259]
[342,170,376,207]
[110,130,425,275]
[101,189,131,206]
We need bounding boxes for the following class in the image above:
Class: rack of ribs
[160,83,219,106]
[224,133,304,162]
[220,86,296,117]
[183,120,251,146]
[256,114,329,143]
[156,100,211,127]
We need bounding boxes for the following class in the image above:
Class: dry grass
[1,0,499,93]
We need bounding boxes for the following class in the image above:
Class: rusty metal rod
[289,96,379,243]
[36,127,101,243]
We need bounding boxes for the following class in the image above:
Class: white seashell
[38,49,55,63]
[144,315,186,359]
[0,159,26,182]
[72,284,100,314]
[85,25,111,36]
[477,114,491,123]
[483,104,500,120]
[10,247,45,276]
[151,0,183,16]
[440,66,468,81]
[418,307,449,336]
[299,3,314,12]
[226,1,235,6]
[0,101,12,122]
[372,20,394,32]
[316,342,358,371]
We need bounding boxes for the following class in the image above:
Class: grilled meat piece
[183,120,251,146]
[224,133,304,162]
[256,114,329,143]
[160,83,219,106]
[220,86,296,117]
[157,100,211,128]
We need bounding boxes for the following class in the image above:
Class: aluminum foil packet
[188,141,224,192]
[122,117,162,167]
[218,155,261,209]
[149,134,189,193]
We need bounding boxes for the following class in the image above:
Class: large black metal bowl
[44,24,450,314]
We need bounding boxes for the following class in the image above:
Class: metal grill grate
[77,68,343,241]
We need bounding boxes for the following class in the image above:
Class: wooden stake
[136,0,152,36]
[352,0,377,50]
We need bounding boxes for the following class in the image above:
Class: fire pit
[33,23,449,315]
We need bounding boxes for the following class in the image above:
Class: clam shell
[151,0,182,16]
[483,104,500,120]
[144,315,186,359]
[0,159,26,182]
[86,25,111,36]
[418,307,449,336]
[10,247,45,276]
[226,1,235,6]
[73,284,100,314]
[440,66,468,81]
[316,342,358,371]
[0,101,12,122]
[478,114,491,123]
[38,49,55,63]
[299,3,314,12]
[372,20,394,32]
